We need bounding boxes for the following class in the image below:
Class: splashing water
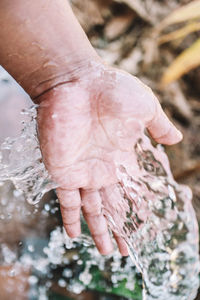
[103,138,200,299]
[0,106,57,205]
[0,106,199,299]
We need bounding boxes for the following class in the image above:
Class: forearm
[0,0,99,99]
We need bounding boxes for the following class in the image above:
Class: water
[0,106,57,205]
[0,106,199,299]
[104,138,200,299]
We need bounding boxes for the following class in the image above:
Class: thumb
[147,102,183,145]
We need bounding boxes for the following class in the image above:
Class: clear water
[106,139,200,299]
[0,106,57,205]
[0,106,199,299]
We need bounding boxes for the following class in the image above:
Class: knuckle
[82,203,102,216]
[92,230,108,237]
[83,210,101,218]
[63,219,79,226]
[60,202,80,211]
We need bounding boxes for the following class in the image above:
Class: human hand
[36,61,182,255]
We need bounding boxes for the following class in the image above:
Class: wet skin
[37,62,182,255]
[0,1,182,255]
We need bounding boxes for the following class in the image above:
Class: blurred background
[0,0,200,299]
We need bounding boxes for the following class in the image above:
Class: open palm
[37,63,182,255]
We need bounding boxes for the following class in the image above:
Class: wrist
[0,0,101,100]
[32,52,101,102]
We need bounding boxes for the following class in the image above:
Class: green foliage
[87,265,142,300]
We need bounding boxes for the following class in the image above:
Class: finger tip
[120,247,129,256]
[168,129,183,145]
[156,128,183,145]
[64,224,81,239]
[100,247,114,256]
[96,239,114,256]
[119,247,129,257]
[176,130,183,141]
[121,251,129,257]
[69,232,80,239]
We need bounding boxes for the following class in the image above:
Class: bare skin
[0,0,182,255]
